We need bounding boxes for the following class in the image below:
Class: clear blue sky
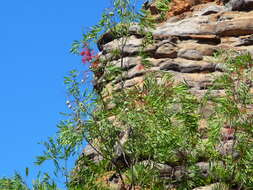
[0,0,108,186]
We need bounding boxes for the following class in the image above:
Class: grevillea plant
[0,1,171,189]
[8,0,253,190]
[203,51,253,188]
[65,50,253,189]
[3,0,253,189]
[32,0,253,189]
[34,1,157,189]
[80,45,96,64]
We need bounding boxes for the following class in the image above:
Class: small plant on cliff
[68,73,207,189]
[203,51,253,189]
[67,50,253,189]
[34,1,157,189]
[71,0,156,84]
[12,0,253,189]
[156,0,171,21]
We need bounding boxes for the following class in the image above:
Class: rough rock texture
[82,0,253,189]
[96,2,253,96]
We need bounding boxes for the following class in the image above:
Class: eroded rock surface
[95,1,253,96]
[81,0,253,189]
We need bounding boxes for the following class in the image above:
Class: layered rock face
[95,1,253,99]
[83,0,253,189]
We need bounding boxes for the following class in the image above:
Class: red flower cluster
[80,47,96,64]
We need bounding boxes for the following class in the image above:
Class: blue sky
[0,0,108,187]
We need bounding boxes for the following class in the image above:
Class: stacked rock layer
[83,1,253,189]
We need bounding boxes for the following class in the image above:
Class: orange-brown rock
[167,0,216,17]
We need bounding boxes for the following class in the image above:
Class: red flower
[80,47,96,64]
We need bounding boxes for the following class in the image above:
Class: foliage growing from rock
[69,73,203,189]
[203,51,253,188]
[66,51,253,190]
[3,0,253,190]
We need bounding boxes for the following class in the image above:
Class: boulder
[109,56,142,69]
[159,58,216,73]
[103,35,143,55]
[153,11,253,38]
[171,72,222,89]
[178,49,203,60]
[155,43,178,58]
[196,5,225,16]
[177,41,216,56]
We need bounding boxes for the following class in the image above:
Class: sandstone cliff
[79,1,253,189]
[95,0,253,94]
